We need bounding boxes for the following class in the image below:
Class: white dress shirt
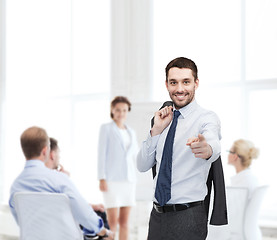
[137,100,221,204]
[9,160,103,234]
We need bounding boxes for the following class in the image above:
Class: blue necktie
[155,110,181,206]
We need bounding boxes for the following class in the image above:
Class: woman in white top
[228,139,259,196]
[208,140,260,240]
[97,96,138,240]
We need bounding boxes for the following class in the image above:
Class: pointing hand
[187,134,213,159]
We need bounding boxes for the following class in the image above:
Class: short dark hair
[110,96,131,119]
[20,126,49,159]
[165,57,198,81]
[50,137,58,151]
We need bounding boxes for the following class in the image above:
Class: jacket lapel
[112,121,125,150]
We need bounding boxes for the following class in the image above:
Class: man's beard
[170,90,195,109]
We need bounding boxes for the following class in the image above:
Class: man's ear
[49,150,54,161]
[41,146,48,157]
[195,78,199,90]
[41,146,47,156]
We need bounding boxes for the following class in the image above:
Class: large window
[153,0,277,221]
[245,0,277,80]
[1,0,111,203]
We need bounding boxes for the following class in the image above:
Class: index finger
[186,137,199,146]
[190,141,204,149]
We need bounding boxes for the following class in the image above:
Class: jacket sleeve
[205,156,228,225]
[97,124,108,180]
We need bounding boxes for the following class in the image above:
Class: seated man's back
[9,126,113,239]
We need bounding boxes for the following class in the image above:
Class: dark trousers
[147,204,208,240]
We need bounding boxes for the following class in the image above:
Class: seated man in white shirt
[9,126,114,240]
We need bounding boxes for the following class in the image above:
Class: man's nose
[176,83,184,92]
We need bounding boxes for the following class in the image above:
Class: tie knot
[173,110,181,119]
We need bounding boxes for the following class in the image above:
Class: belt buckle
[172,204,176,212]
[184,203,190,208]
[154,203,162,213]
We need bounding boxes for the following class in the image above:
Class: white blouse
[230,168,259,197]
[119,128,131,150]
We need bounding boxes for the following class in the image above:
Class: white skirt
[103,181,136,209]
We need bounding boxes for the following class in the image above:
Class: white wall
[0,0,6,203]
[110,0,153,102]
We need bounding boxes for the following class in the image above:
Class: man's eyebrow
[168,78,192,81]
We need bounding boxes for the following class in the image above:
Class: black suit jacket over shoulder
[151,101,228,225]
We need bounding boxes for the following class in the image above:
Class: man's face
[51,148,60,169]
[45,139,51,162]
[166,67,199,109]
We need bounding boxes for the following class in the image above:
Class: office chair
[14,192,83,240]
[206,187,248,240]
[226,186,249,240]
[207,186,268,240]
[244,185,269,240]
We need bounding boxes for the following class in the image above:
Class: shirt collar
[25,159,46,168]
[174,100,198,119]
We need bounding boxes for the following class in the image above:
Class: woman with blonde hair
[97,96,138,240]
[228,139,259,195]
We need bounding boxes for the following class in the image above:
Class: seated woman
[228,139,259,197]
[207,139,260,240]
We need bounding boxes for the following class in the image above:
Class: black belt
[153,201,203,213]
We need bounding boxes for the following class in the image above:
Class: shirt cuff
[97,172,106,180]
[207,140,221,163]
[98,218,104,229]
[82,227,96,236]
[82,218,104,236]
